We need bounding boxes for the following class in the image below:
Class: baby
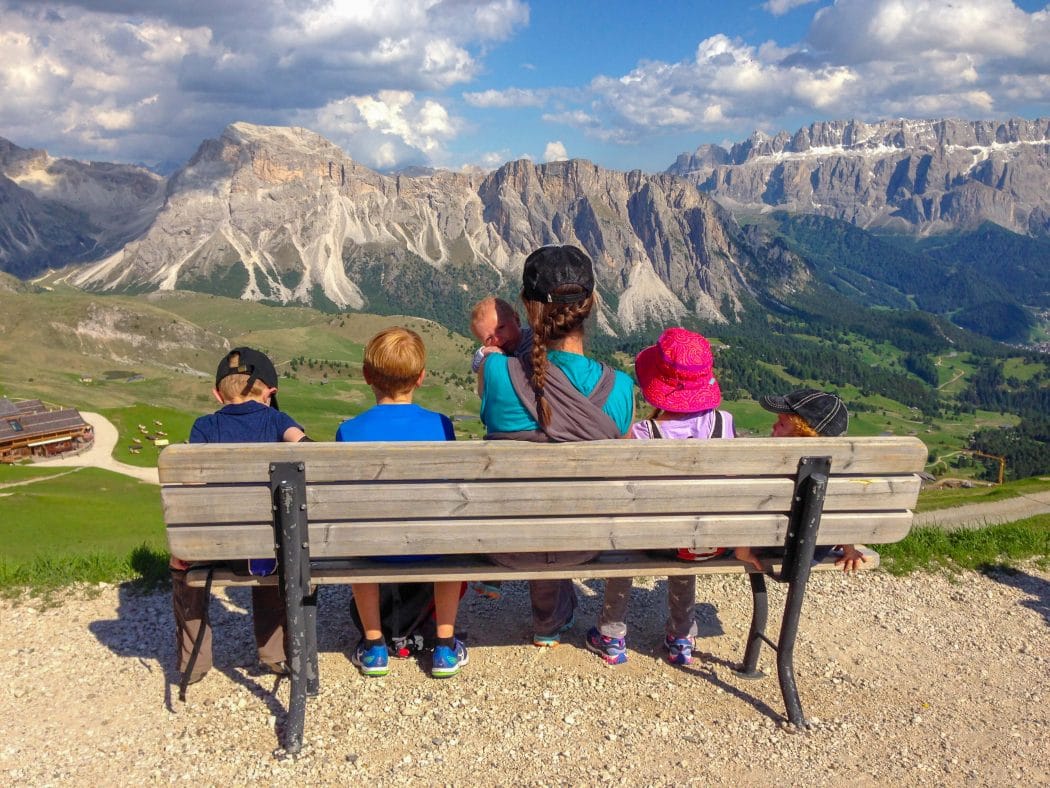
[469,296,534,373]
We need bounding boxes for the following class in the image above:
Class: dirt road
[914,489,1050,529]
[32,411,159,484]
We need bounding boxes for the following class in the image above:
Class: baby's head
[363,326,427,400]
[214,347,281,409]
[470,297,523,353]
[760,389,848,437]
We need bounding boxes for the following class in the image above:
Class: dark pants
[171,569,286,675]
[487,551,599,636]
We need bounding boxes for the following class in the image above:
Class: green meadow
[1,288,1047,591]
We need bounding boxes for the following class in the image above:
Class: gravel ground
[1,565,1047,786]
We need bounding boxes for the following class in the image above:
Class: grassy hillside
[0,285,1040,476]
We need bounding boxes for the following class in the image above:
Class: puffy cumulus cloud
[809,0,1042,63]
[763,0,819,16]
[308,90,460,170]
[548,2,1048,148]
[0,0,528,167]
[542,141,568,162]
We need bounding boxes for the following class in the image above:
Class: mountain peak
[667,116,1050,236]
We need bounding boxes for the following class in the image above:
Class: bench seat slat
[158,436,927,484]
[182,547,881,586]
[160,475,922,525]
[166,511,913,560]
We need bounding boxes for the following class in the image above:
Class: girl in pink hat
[586,327,735,667]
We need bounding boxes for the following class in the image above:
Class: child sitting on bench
[336,327,467,679]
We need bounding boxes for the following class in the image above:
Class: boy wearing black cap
[734,389,866,573]
[171,347,308,689]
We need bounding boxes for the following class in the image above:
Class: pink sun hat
[635,327,722,413]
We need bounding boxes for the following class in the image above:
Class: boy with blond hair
[172,347,308,691]
[336,327,467,678]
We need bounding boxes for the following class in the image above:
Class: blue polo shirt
[189,401,301,444]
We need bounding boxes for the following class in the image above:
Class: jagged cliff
[59,123,782,332]
[667,118,1050,236]
[0,139,165,278]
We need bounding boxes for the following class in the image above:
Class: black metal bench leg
[737,571,768,678]
[773,457,828,728]
[777,573,810,726]
[304,589,319,697]
[272,462,311,755]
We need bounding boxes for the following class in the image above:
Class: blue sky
[1,1,1048,173]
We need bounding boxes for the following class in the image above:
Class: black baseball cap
[521,245,594,304]
[760,389,848,437]
[215,347,281,410]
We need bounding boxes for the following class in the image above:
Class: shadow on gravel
[983,567,1050,626]
[88,583,301,717]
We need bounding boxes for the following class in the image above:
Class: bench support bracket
[271,461,316,755]
[738,455,830,728]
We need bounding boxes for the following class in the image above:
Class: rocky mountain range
[1,117,1046,338]
[0,139,165,279]
[19,123,788,333]
[667,118,1050,236]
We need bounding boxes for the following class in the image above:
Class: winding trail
[31,411,159,485]
[914,488,1050,529]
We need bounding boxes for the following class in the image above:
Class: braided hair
[523,291,594,429]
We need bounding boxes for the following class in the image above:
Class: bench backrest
[160,436,927,562]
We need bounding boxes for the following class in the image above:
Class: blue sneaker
[664,634,694,666]
[533,615,575,647]
[351,641,390,677]
[586,627,627,665]
[431,640,469,678]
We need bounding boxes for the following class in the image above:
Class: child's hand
[169,557,191,571]
[734,546,764,572]
[834,545,867,573]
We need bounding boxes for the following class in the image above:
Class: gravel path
[914,491,1050,530]
[32,411,159,485]
[2,566,1047,785]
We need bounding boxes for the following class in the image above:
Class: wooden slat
[166,511,913,560]
[183,546,881,587]
[160,475,922,525]
[158,436,928,484]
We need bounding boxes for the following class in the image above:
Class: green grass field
[0,466,166,591]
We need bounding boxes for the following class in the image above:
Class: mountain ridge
[667,117,1050,237]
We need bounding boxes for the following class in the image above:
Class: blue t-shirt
[480,350,634,435]
[189,400,302,444]
[335,404,455,442]
[336,403,455,562]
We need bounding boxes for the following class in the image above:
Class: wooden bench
[159,435,926,753]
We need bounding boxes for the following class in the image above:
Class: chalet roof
[0,404,90,445]
[0,398,47,416]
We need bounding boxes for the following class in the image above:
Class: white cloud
[463,88,546,108]
[0,1,528,168]
[546,1,1050,148]
[543,141,568,162]
[309,90,460,170]
[763,0,819,17]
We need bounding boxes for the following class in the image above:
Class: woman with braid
[477,245,635,646]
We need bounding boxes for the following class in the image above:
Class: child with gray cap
[734,388,867,573]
